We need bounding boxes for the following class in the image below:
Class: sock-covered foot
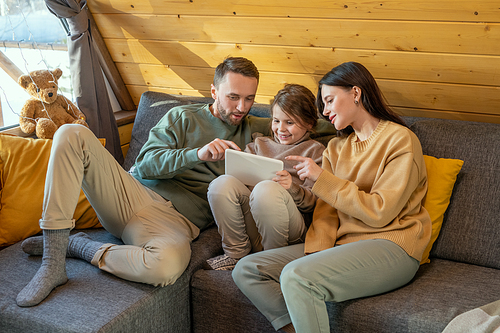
[16,229,70,307]
[22,232,91,257]
[67,232,103,263]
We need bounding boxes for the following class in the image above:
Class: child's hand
[197,139,241,162]
[286,155,323,182]
[273,170,292,189]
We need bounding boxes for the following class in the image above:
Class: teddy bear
[18,68,88,139]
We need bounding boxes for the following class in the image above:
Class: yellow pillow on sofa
[0,134,102,248]
[420,155,464,264]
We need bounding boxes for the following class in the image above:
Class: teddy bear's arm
[57,95,86,120]
[19,99,41,134]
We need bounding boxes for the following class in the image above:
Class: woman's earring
[354,100,359,105]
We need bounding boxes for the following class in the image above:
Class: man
[131,59,271,231]
[17,57,271,307]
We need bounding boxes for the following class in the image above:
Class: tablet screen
[224,149,284,186]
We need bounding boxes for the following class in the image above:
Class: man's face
[211,72,258,126]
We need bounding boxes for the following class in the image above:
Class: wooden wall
[89,0,500,124]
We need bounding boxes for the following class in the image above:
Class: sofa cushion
[192,269,275,333]
[409,119,500,269]
[0,134,101,248]
[326,259,500,332]
[0,226,222,333]
[420,155,464,264]
[191,259,500,333]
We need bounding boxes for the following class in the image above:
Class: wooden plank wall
[88,0,500,125]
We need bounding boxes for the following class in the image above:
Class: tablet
[225,149,284,186]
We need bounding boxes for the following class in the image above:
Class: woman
[232,62,431,333]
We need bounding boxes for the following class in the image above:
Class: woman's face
[321,85,357,131]
[271,105,309,145]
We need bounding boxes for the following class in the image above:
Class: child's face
[271,105,309,145]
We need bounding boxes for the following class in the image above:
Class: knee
[54,123,92,140]
[53,124,94,150]
[142,239,191,287]
[280,261,305,296]
[251,181,285,205]
[208,175,238,199]
[209,174,240,189]
[208,175,247,205]
[252,180,281,194]
[252,180,286,198]
[232,255,257,290]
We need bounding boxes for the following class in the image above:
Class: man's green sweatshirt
[132,104,271,230]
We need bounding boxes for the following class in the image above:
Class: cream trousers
[40,124,199,286]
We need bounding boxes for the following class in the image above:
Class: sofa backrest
[126,92,499,269]
[409,119,500,269]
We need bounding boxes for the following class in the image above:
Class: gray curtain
[45,0,124,164]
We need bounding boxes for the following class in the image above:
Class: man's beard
[216,100,246,126]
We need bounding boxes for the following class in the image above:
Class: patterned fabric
[206,254,240,271]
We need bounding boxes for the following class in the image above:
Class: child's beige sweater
[245,133,325,213]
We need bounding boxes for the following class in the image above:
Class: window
[0,0,70,130]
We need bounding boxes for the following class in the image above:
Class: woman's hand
[197,139,241,162]
[286,155,323,182]
[273,170,293,189]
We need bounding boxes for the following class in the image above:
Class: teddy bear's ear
[18,75,33,89]
[52,68,63,80]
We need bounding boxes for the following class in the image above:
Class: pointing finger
[286,155,307,162]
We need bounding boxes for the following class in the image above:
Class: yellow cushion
[0,134,102,248]
[420,155,464,264]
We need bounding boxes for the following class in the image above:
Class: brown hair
[317,62,406,137]
[271,84,318,131]
[213,57,259,88]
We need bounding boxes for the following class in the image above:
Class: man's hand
[286,155,323,182]
[273,170,293,190]
[197,138,241,162]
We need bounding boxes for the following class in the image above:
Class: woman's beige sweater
[306,120,431,261]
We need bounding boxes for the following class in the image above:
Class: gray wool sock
[16,228,70,307]
[66,233,102,263]
[22,232,93,257]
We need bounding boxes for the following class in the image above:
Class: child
[206,84,326,270]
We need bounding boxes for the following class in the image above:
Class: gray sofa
[1,91,499,333]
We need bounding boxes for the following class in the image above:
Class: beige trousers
[207,175,306,259]
[40,124,199,286]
